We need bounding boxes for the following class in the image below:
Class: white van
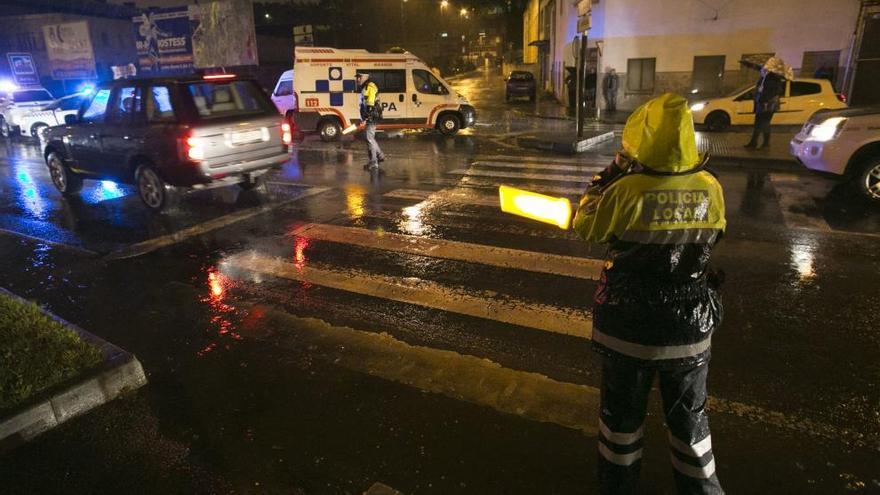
[271,69,296,117]
[292,47,476,141]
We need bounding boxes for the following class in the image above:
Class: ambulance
[291,47,476,141]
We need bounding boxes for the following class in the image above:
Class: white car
[0,87,55,138]
[690,78,846,131]
[790,107,880,202]
[271,69,296,119]
[17,93,86,139]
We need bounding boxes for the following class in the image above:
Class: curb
[517,131,615,154]
[0,288,148,453]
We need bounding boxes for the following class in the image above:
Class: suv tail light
[281,121,292,145]
[835,93,847,103]
[179,133,206,161]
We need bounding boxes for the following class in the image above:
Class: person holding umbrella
[744,56,790,149]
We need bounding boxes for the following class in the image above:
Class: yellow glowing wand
[498,185,573,230]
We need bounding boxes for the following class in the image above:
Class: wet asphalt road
[0,69,878,495]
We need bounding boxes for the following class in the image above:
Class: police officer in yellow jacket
[356,71,385,171]
[573,93,726,495]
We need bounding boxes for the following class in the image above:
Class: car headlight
[690,102,706,112]
[808,117,847,142]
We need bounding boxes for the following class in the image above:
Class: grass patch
[0,293,103,412]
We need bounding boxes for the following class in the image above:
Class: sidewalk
[517,97,796,163]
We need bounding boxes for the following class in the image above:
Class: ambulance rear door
[355,68,408,125]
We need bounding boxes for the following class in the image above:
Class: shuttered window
[627,58,656,93]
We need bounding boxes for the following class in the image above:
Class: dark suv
[43,75,291,212]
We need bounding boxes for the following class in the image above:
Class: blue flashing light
[77,83,96,95]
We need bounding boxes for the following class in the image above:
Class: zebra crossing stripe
[223,251,594,339]
[262,309,601,435]
[474,154,617,165]
[769,174,833,232]
[472,161,606,173]
[413,178,587,196]
[448,168,592,183]
[292,223,604,280]
[383,188,501,207]
[362,209,580,241]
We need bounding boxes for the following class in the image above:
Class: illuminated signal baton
[498,185,573,230]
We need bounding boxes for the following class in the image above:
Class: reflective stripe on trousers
[598,358,724,495]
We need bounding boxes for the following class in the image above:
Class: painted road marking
[223,251,593,339]
[263,310,601,434]
[472,161,605,173]
[769,174,833,232]
[0,227,98,256]
[384,188,500,207]
[449,168,592,183]
[293,223,603,280]
[414,177,586,196]
[361,209,580,241]
[261,309,874,449]
[105,186,331,260]
[474,154,615,166]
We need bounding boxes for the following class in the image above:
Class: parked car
[0,86,55,138]
[505,71,536,102]
[42,74,291,212]
[17,93,87,139]
[790,106,880,202]
[690,78,846,131]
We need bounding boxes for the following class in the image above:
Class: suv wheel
[47,152,83,195]
[856,158,880,202]
[437,114,460,136]
[319,119,341,142]
[136,164,176,212]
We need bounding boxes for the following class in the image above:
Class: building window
[692,55,725,96]
[626,58,655,94]
[801,50,840,84]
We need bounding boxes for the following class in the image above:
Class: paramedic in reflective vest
[573,93,726,495]
[356,71,385,171]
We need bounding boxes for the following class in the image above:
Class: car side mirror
[64,114,79,125]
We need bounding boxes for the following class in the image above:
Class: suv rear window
[13,90,53,102]
[186,80,274,120]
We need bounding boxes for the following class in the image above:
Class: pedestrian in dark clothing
[574,93,727,495]
[745,66,784,149]
[585,69,598,109]
[603,68,619,112]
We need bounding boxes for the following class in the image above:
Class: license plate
[231,129,264,145]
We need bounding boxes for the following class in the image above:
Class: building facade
[0,12,138,96]
[525,0,872,110]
